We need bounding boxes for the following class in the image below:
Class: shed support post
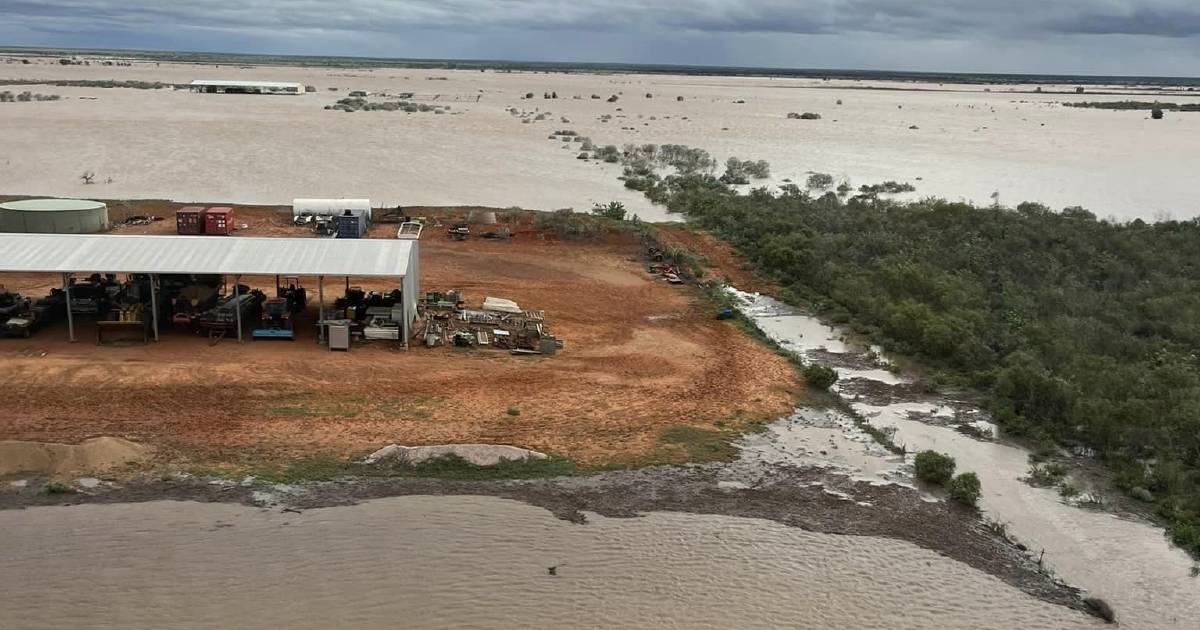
[402,275,409,350]
[63,273,75,343]
[150,274,160,342]
[234,275,243,343]
[318,275,325,344]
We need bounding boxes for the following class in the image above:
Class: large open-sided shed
[0,234,419,344]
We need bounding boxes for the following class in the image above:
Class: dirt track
[0,204,800,467]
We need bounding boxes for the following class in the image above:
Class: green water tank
[0,198,109,233]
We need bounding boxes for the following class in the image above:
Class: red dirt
[0,204,801,467]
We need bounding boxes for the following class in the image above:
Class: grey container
[0,199,109,234]
[328,323,351,351]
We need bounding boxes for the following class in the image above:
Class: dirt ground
[0,203,801,468]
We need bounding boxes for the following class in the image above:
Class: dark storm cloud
[4,0,1200,38]
[2,1,1200,74]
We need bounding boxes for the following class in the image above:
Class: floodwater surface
[729,288,1199,630]
[0,495,1100,630]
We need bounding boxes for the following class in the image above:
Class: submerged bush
[803,364,839,390]
[948,472,983,506]
[807,173,834,191]
[914,450,957,485]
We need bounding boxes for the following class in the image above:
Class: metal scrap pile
[417,289,561,355]
[645,246,684,284]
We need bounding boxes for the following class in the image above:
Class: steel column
[401,276,409,350]
[63,273,75,342]
[234,275,243,342]
[149,274,160,341]
[318,275,325,344]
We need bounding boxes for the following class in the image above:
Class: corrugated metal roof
[190,80,304,89]
[0,234,413,277]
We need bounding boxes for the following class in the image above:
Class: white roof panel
[190,80,304,89]
[0,234,412,277]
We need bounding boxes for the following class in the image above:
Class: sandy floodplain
[2,56,1199,222]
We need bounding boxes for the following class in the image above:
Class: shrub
[803,364,838,389]
[506,406,520,416]
[720,157,770,184]
[788,112,822,120]
[42,481,76,494]
[595,144,621,163]
[1027,462,1068,487]
[806,172,834,191]
[914,450,956,485]
[1152,107,1164,120]
[948,472,982,506]
[1083,598,1115,624]
[591,201,626,221]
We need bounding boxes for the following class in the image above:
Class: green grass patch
[187,452,577,484]
[659,425,737,461]
[42,481,77,495]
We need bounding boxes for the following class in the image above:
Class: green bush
[806,173,834,191]
[803,364,839,390]
[948,472,983,506]
[591,201,627,221]
[914,450,957,485]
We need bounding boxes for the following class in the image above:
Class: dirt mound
[0,437,151,477]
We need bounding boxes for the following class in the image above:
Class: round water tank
[0,198,109,234]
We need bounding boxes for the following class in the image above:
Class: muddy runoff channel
[729,288,1199,630]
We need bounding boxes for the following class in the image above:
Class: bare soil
[0,202,801,468]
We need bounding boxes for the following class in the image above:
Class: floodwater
[2,59,1200,222]
[729,288,1200,630]
[0,495,1100,630]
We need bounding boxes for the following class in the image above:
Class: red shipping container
[176,206,205,235]
[203,207,235,235]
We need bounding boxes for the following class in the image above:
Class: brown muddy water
[730,288,1200,630]
[0,495,1100,630]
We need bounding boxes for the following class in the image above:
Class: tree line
[661,175,1200,557]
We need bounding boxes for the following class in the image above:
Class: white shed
[293,199,372,222]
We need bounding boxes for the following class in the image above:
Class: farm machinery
[253,277,307,340]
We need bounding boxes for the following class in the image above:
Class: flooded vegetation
[671,180,1200,560]
[728,289,1199,630]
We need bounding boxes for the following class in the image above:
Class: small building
[0,198,109,234]
[189,80,304,95]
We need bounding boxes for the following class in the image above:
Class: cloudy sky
[3,0,1199,75]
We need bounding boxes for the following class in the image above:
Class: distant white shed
[190,80,305,95]
[293,199,372,222]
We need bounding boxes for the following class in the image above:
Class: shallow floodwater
[2,61,1199,222]
[0,495,1099,630]
[730,289,1199,630]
